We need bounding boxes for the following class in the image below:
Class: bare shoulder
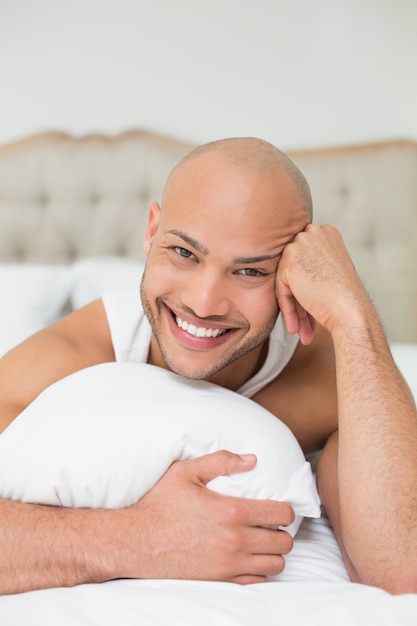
[0,299,114,433]
[252,325,338,455]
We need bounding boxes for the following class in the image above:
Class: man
[0,137,416,595]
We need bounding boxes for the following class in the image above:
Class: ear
[143,202,161,256]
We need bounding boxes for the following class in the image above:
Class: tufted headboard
[0,130,193,264]
[0,131,416,342]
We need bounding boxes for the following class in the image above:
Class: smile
[175,315,229,338]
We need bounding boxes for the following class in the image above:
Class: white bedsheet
[2,514,417,626]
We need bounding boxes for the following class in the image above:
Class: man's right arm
[0,451,294,595]
[0,299,115,435]
[0,298,115,594]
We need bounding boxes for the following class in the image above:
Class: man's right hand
[113,450,295,585]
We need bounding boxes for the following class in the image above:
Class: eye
[236,268,266,277]
[173,246,194,260]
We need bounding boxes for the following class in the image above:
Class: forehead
[160,153,308,254]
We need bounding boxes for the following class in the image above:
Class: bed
[0,130,417,625]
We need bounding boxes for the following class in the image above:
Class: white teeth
[176,316,226,338]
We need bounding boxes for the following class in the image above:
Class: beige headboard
[0,131,416,342]
[0,130,193,264]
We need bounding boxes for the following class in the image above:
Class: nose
[181,268,231,319]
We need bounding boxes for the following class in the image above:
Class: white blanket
[2,515,417,626]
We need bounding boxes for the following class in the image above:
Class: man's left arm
[319,306,417,593]
[277,224,417,594]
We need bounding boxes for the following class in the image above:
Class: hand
[276,224,367,344]
[119,450,295,584]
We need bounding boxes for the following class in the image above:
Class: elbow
[359,564,417,596]
[382,572,417,596]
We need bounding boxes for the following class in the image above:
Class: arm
[0,300,116,592]
[0,304,293,594]
[0,299,115,434]
[0,451,294,595]
[277,224,417,594]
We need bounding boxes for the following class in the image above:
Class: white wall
[1,0,416,150]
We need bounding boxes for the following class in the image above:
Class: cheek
[240,288,279,325]
[142,257,183,298]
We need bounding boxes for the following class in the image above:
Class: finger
[281,299,300,336]
[276,263,317,344]
[233,554,287,583]
[296,302,316,345]
[240,500,296,530]
[275,267,303,336]
[277,287,315,344]
[233,574,267,585]
[243,526,294,556]
[182,450,258,486]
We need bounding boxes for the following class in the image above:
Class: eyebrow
[232,252,282,264]
[166,229,282,265]
[166,230,209,255]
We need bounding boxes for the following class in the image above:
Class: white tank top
[102,289,299,399]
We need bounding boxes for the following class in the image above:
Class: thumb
[190,450,257,487]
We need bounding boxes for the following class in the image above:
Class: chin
[159,349,227,381]
[164,360,216,381]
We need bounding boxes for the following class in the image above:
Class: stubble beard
[140,275,279,381]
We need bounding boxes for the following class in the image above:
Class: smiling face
[140,140,310,389]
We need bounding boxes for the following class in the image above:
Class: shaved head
[164,137,313,220]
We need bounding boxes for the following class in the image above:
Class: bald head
[164,137,313,220]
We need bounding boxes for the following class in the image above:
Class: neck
[206,341,269,391]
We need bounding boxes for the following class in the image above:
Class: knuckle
[215,449,247,475]
[222,502,243,525]
[215,449,236,466]
[210,525,243,559]
[219,528,241,554]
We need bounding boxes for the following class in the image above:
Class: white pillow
[0,363,320,537]
[0,264,72,356]
[70,256,145,309]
